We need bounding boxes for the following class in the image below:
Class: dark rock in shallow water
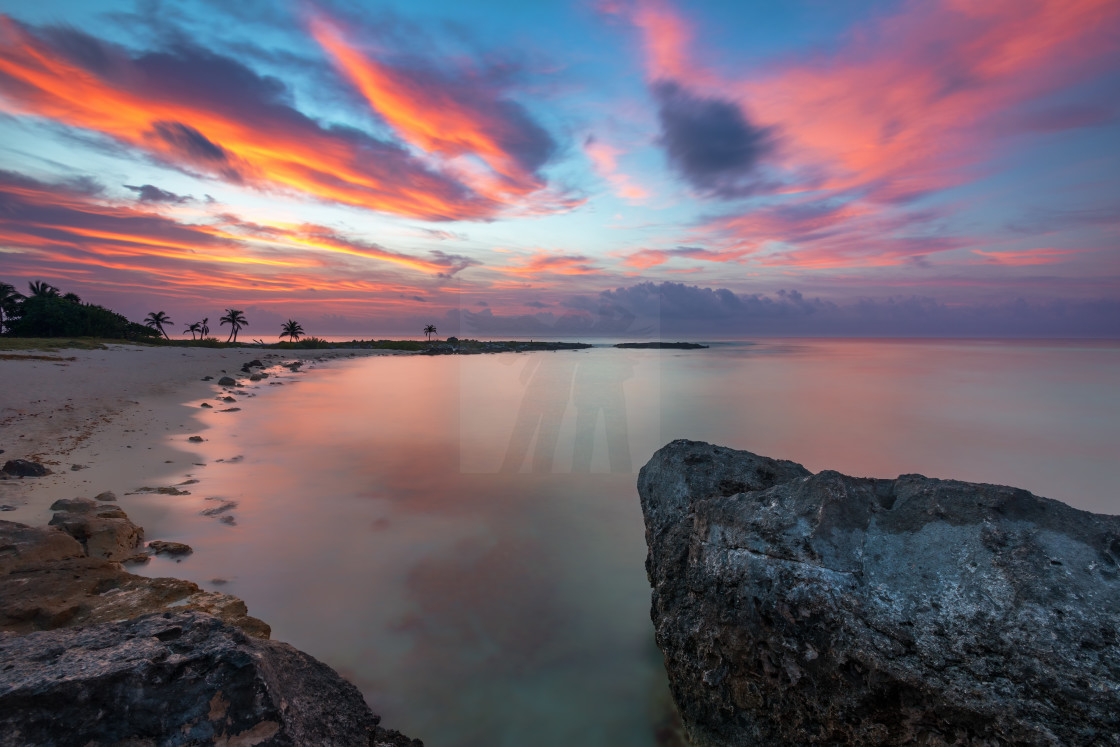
[0,610,422,747]
[217,375,237,386]
[638,439,1120,746]
[1,459,51,477]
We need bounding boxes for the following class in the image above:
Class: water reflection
[125,339,1120,747]
[573,352,635,473]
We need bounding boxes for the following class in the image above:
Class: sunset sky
[1,0,1118,337]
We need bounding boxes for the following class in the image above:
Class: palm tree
[62,292,81,303]
[423,324,437,341]
[281,319,304,342]
[200,318,210,337]
[144,311,173,339]
[27,280,59,298]
[0,282,24,334]
[220,308,248,343]
[183,322,202,340]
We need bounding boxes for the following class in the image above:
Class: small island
[613,342,709,350]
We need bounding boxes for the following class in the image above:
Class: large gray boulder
[0,610,421,747]
[638,439,1120,746]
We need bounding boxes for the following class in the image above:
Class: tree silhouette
[281,319,304,342]
[144,311,173,339]
[0,282,24,334]
[200,318,210,337]
[28,280,59,298]
[184,322,202,340]
[62,292,82,304]
[220,308,248,343]
[424,324,437,341]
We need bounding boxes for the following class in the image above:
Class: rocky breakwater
[638,439,1120,746]
[0,504,421,746]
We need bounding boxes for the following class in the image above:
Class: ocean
[129,338,1120,746]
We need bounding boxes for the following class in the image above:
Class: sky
[0,0,1118,338]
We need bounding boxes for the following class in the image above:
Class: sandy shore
[0,344,405,528]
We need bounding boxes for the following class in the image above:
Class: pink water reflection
[128,340,1118,746]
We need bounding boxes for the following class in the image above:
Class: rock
[0,521,84,575]
[0,611,421,747]
[69,463,87,471]
[220,407,242,413]
[1,459,51,477]
[217,376,237,386]
[249,372,263,381]
[242,358,264,369]
[149,540,193,556]
[201,375,214,381]
[200,402,213,408]
[0,506,15,512]
[221,395,237,402]
[0,520,267,637]
[48,499,143,561]
[188,435,204,442]
[93,491,117,502]
[638,440,1120,746]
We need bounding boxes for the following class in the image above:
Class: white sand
[0,344,404,527]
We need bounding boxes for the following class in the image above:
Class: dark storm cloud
[653,81,771,198]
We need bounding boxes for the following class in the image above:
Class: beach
[0,344,407,527]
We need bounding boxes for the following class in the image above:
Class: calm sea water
[130,339,1119,746]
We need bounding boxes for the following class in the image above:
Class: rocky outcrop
[638,439,1120,746]
[47,497,142,560]
[0,519,267,637]
[0,610,422,747]
[0,510,422,745]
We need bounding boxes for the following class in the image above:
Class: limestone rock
[0,521,84,575]
[149,540,193,556]
[48,499,142,561]
[0,610,422,747]
[0,519,267,637]
[638,439,1120,746]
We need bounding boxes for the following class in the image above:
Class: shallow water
[131,339,1120,746]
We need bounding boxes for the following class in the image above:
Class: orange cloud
[310,14,575,215]
[496,250,603,278]
[0,18,496,221]
[972,247,1082,266]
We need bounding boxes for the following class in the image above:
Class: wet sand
[0,344,406,527]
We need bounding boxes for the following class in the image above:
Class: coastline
[0,344,408,528]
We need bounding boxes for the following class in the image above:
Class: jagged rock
[242,358,264,370]
[0,611,422,747]
[249,372,263,381]
[149,540,193,556]
[221,395,236,402]
[217,376,237,386]
[1,460,51,477]
[638,439,1120,746]
[188,435,204,442]
[48,499,142,561]
[200,402,213,408]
